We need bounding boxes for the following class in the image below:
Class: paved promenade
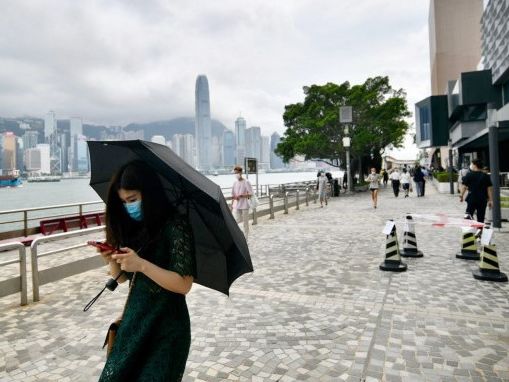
[1,185,508,381]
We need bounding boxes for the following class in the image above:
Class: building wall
[429,0,483,95]
[482,0,509,85]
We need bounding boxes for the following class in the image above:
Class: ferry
[0,170,22,188]
[27,176,62,183]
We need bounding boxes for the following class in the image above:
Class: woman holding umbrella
[98,160,196,381]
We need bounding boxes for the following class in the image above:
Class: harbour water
[0,170,344,212]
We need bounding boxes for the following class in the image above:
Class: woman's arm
[112,249,193,295]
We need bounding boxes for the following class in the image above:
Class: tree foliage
[275,76,411,170]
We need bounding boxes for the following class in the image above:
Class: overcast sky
[0,0,430,136]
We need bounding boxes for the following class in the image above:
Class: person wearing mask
[367,168,380,209]
[317,171,329,207]
[459,159,493,224]
[389,168,401,197]
[97,160,196,381]
[400,168,411,198]
[413,166,425,197]
[231,166,253,239]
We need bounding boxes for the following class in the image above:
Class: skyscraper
[245,126,261,160]
[70,117,83,137]
[260,135,270,170]
[195,75,212,170]
[44,111,57,140]
[235,116,246,165]
[22,130,39,150]
[223,130,235,167]
[1,132,16,172]
[270,132,284,169]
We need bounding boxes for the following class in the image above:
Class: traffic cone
[473,243,508,282]
[380,223,407,272]
[456,226,480,260]
[400,215,423,258]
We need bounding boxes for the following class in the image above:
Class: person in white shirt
[400,168,411,198]
[389,169,401,197]
[231,166,253,239]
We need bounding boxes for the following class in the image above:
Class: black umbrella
[87,140,253,295]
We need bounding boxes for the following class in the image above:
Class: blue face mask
[124,200,143,221]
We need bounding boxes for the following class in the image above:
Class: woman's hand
[97,248,114,264]
[111,247,146,273]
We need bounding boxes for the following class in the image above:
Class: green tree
[276,76,411,174]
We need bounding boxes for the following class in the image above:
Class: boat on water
[0,175,22,188]
[27,176,62,183]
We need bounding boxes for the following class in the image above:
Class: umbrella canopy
[87,140,253,295]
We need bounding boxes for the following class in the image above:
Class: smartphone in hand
[87,241,126,253]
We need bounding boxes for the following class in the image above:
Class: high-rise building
[59,133,69,173]
[44,111,57,139]
[76,135,89,173]
[211,136,222,168]
[25,148,42,173]
[70,117,83,137]
[195,75,212,170]
[429,0,483,95]
[245,126,261,160]
[16,137,23,172]
[223,130,235,167]
[270,132,284,169]
[235,116,246,165]
[36,144,51,174]
[260,136,270,170]
[171,134,195,166]
[22,130,39,150]
[1,132,17,172]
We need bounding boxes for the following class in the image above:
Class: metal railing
[0,201,105,240]
[31,226,106,302]
[0,242,28,306]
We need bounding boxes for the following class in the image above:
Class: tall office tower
[211,136,222,168]
[270,132,284,169]
[36,144,51,174]
[235,116,246,165]
[182,134,195,166]
[260,136,270,170]
[16,137,24,172]
[223,130,235,167]
[59,133,69,172]
[76,135,89,173]
[245,126,261,160]
[44,111,57,140]
[22,130,39,149]
[429,0,483,95]
[1,132,17,171]
[70,117,83,137]
[195,75,212,170]
[172,134,183,157]
[151,135,166,145]
[25,148,42,173]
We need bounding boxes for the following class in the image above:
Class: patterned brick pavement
[0,185,508,381]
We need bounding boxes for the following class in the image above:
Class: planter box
[432,178,458,193]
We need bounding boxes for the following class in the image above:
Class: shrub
[434,172,458,182]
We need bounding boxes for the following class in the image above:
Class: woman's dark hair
[105,160,175,248]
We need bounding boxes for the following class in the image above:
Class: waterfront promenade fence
[0,242,27,306]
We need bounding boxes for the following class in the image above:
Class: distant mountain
[125,117,229,141]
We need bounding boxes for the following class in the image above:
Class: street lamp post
[487,103,501,229]
[448,139,454,195]
[343,126,352,193]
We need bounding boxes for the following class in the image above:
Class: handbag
[102,272,137,358]
[248,194,259,210]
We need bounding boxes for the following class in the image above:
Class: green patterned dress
[99,216,196,382]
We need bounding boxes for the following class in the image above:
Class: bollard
[252,207,257,225]
[269,195,274,219]
[284,192,289,214]
[305,187,309,207]
[296,190,300,210]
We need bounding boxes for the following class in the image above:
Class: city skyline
[0,1,430,137]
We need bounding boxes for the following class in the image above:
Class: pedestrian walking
[232,166,253,239]
[459,159,493,224]
[317,171,329,207]
[98,160,196,381]
[367,167,380,209]
[457,165,469,193]
[413,166,425,197]
[401,168,411,198]
[389,168,401,197]
[382,169,388,188]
